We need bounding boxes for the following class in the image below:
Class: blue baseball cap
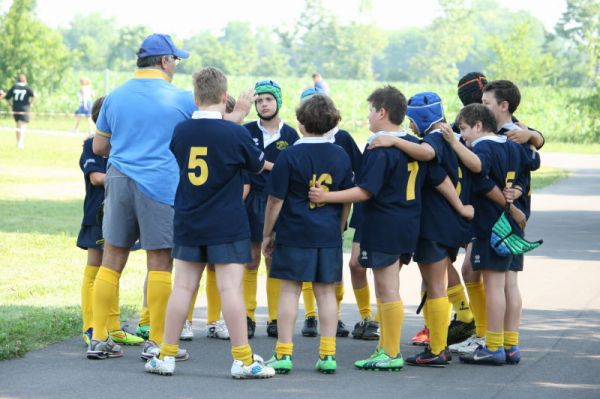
[137,34,189,59]
[406,91,444,136]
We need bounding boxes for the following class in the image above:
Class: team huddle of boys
[77,35,544,379]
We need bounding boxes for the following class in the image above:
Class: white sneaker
[145,356,175,376]
[231,354,275,379]
[448,334,485,354]
[206,319,230,340]
[140,340,189,361]
[180,320,194,341]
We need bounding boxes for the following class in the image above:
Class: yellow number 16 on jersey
[188,146,209,186]
[309,173,332,209]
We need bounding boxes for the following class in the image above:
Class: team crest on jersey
[276,140,289,150]
[253,138,260,146]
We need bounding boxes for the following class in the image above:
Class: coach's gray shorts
[103,165,174,250]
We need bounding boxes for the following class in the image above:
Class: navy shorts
[352,228,362,243]
[413,238,459,264]
[245,191,267,242]
[358,247,411,269]
[77,225,103,250]
[13,111,30,123]
[471,237,516,272]
[270,245,343,283]
[172,239,252,264]
[510,254,524,272]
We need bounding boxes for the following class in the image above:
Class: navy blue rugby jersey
[330,128,362,175]
[357,132,427,254]
[421,130,472,247]
[244,121,299,193]
[170,116,265,246]
[498,122,541,218]
[80,137,107,226]
[470,135,534,239]
[267,137,353,248]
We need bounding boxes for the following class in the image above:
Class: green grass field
[0,130,571,360]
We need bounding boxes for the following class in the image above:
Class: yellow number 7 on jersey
[406,161,419,201]
[188,146,209,186]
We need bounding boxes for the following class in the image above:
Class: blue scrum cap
[406,91,444,136]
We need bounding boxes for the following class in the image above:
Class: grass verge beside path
[0,132,573,361]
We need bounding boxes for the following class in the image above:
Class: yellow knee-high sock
[107,278,121,332]
[376,299,385,349]
[232,344,253,366]
[187,285,199,322]
[486,330,504,352]
[302,282,317,318]
[353,286,372,319]
[504,331,519,349]
[426,297,451,355]
[139,306,150,326]
[159,342,179,360]
[275,341,294,358]
[266,276,281,322]
[319,336,336,358]
[466,281,487,337]
[380,301,404,358]
[243,268,258,321]
[421,291,429,328]
[92,267,120,341]
[148,271,172,345]
[81,265,99,332]
[206,268,221,324]
[335,283,345,319]
[448,284,474,323]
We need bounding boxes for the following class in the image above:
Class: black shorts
[413,238,459,264]
[245,191,267,242]
[352,228,362,243]
[172,239,252,264]
[270,245,343,283]
[358,247,411,269]
[77,225,103,250]
[13,111,30,123]
[470,237,518,272]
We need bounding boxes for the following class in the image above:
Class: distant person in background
[312,73,330,94]
[73,77,95,135]
[4,74,35,149]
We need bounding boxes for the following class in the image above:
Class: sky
[28,0,567,37]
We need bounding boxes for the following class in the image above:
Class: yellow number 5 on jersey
[188,146,209,186]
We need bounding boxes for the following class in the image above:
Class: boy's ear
[475,120,483,132]
[194,96,200,107]
[222,93,228,104]
[500,100,510,113]
[377,107,387,120]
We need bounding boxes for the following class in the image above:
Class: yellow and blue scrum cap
[406,91,445,136]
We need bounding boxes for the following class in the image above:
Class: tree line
[0,0,598,91]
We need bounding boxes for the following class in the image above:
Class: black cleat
[336,320,349,337]
[247,317,256,339]
[266,319,278,338]
[406,347,450,368]
[302,316,318,337]
[447,316,475,345]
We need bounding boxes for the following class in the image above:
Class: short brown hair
[91,96,105,123]
[192,67,227,106]
[296,95,341,135]
[456,103,497,133]
[483,80,521,114]
[367,85,407,125]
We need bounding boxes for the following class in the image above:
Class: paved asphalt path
[1,153,599,399]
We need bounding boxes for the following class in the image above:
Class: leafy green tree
[0,0,69,90]
[408,0,475,84]
[484,19,557,85]
[556,0,600,86]
[108,25,151,71]
[62,13,118,70]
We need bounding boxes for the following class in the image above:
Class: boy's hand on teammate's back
[308,182,326,205]
[506,129,532,144]
[262,235,275,259]
[460,204,475,220]
[368,134,397,150]
[440,123,457,144]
